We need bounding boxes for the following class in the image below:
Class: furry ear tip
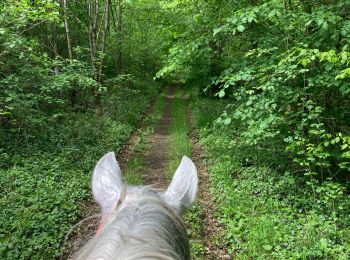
[181,155,191,162]
[181,156,197,174]
[181,156,194,165]
[103,151,116,159]
[95,151,116,165]
[93,152,120,181]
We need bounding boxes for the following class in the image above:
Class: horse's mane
[74,186,190,260]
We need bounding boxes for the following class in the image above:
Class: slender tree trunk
[88,0,114,108]
[88,0,99,106]
[63,0,73,60]
[97,0,111,82]
[115,0,122,75]
[63,0,79,108]
[92,0,111,109]
[88,0,100,80]
[51,22,60,76]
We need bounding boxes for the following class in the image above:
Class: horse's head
[74,152,198,259]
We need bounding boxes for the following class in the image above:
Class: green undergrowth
[167,87,205,259]
[123,87,168,185]
[190,90,350,259]
[186,204,206,259]
[0,80,160,259]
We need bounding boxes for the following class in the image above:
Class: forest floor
[66,86,229,259]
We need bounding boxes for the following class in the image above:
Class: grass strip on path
[167,88,192,176]
[167,87,206,259]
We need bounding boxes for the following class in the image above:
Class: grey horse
[74,152,198,260]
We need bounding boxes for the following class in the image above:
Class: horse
[73,152,198,259]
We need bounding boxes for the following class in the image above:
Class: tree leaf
[263,245,273,251]
[224,117,232,125]
[218,90,225,98]
[237,25,245,32]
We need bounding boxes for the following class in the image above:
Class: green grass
[166,87,205,259]
[168,89,192,176]
[185,204,206,259]
[146,87,168,126]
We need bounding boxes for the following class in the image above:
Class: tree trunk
[115,0,123,75]
[51,22,60,75]
[88,0,99,106]
[97,0,111,82]
[63,0,73,60]
[88,0,100,80]
[63,0,79,108]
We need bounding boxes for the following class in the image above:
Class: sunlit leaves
[237,25,245,32]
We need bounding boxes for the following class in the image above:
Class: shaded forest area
[1,0,350,259]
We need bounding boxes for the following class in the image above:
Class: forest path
[141,85,175,187]
[66,86,227,259]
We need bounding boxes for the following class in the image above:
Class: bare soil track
[142,85,176,188]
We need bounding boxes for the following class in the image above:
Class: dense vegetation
[0,0,164,258]
[1,0,350,259]
[173,0,350,258]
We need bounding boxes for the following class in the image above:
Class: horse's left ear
[164,156,198,215]
[92,152,123,214]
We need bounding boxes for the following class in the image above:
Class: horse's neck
[75,196,190,260]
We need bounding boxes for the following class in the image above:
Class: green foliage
[156,36,211,83]
[104,74,136,88]
[0,82,160,259]
[0,0,60,118]
[159,0,350,181]
[185,204,205,259]
[0,158,87,258]
[191,94,350,258]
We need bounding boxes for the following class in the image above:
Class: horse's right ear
[92,152,123,213]
[164,156,198,215]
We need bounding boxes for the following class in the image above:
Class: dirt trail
[142,85,176,188]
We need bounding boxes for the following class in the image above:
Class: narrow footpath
[142,85,176,187]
